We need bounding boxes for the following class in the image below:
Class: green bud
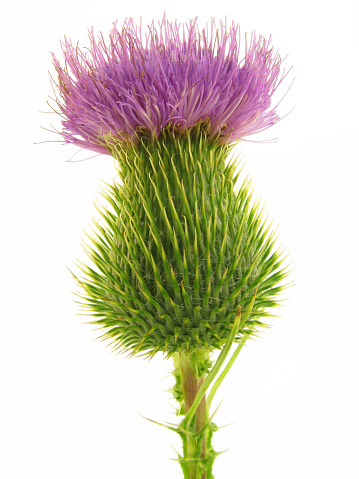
[75,124,288,358]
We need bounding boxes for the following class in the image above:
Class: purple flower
[50,13,288,155]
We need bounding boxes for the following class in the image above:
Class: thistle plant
[49,13,291,479]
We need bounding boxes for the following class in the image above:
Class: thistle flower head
[51,13,287,154]
[52,15,292,358]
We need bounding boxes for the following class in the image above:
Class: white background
[1,0,358,478]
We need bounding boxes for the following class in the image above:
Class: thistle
[49,13,291,479]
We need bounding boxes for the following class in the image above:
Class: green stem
[172,307,243,479]
[179,353,209,479]
[207,287,258,409]
[207,340,246,410]
[182,307,242,431]
[172,290,257,478]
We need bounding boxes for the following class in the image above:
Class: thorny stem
[173,351,213,479]
[182,307,242,432]
[172,307,243,479]
[181,354,209,479]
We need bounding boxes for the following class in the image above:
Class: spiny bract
[75,124,288,357]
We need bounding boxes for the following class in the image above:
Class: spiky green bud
[75,124,288,358]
